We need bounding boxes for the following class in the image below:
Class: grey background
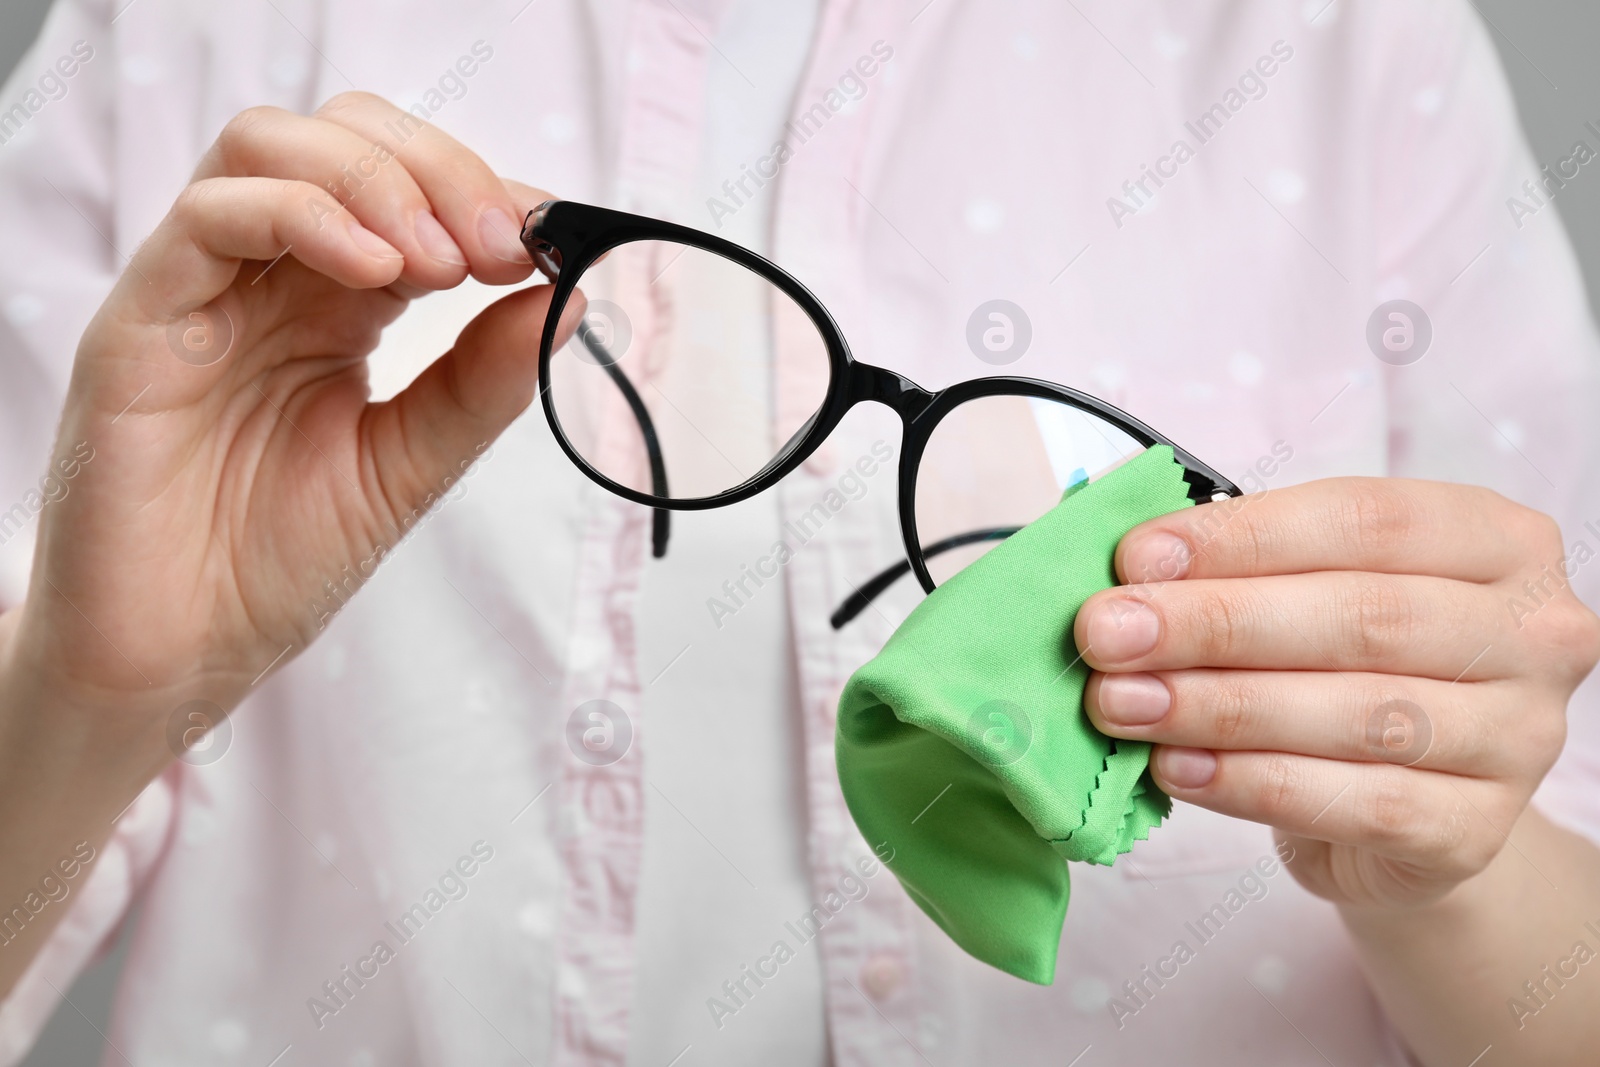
[2,0,1599,1062]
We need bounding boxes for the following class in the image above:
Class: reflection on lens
[913,394,1145,586]
[546,240,832,501]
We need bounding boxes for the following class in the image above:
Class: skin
[0,93,583,995]
[1,92,1596,1065]
[1078,481,1600,1066]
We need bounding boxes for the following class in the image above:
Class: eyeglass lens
[547,239,833,503]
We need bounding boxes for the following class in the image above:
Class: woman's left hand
[1077,478,1600,909]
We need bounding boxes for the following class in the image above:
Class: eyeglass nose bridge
[848,362,936,424]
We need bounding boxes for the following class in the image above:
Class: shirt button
[861,954,905,1000]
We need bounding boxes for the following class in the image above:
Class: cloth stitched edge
[835,445,1197,984]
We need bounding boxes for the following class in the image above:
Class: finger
[1074,572,1517,680]
[105,176,403,380]
[502,178,548,211]
[1116,478,1556,587]
[314,92,541,284]
[1085,668,1517,775]
[195,105,471,291]
[1148,747,1502,879]
[360,285,586,536]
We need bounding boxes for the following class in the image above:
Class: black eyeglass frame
[524,200,1240,603]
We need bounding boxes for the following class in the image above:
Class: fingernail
[1123,532,1191,583]
[414,210,467,266]
[347,220,403,260]
[1096,673,1171,725]
[479,208,530,263]
[1157,746,1217,789]
[1086,597,1160,663]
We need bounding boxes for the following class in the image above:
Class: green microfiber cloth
[835,445,1196,984]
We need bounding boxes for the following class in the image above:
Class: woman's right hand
[2,91,579,757]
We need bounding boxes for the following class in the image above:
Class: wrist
[0,605,182,786]
[0,608,174,1000]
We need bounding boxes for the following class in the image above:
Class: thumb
[362,283,585,529]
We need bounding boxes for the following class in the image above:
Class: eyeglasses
[522,201,1240,628]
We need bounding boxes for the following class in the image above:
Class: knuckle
[314,90,389,118]
[1515,506,1566,560]
[1225,506,1276,574]
[1192,590,1251,661]
[1345,576,1415,664]
[1537,513,1566,557]
[1253,753,1304,818]
[1339,481,1417,560]
[216,105,283,165]
[1468,484,1517,521]
[1355,677,1418,749]
[1515,584,1600,683]
[1207,672,1263,747]
[1359,776,1420,851]
[1501,501,1565,571]
[1187,495,1265,570]
[1427,797,1485,873]
[170,179,224,227]
[1577,603,1600,669]
[1550,600,1600,677]
[1526,707,1569,772]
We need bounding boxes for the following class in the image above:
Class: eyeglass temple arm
[577,321,671,558]
[829,526,1021,629]
[831,460,1240,627]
